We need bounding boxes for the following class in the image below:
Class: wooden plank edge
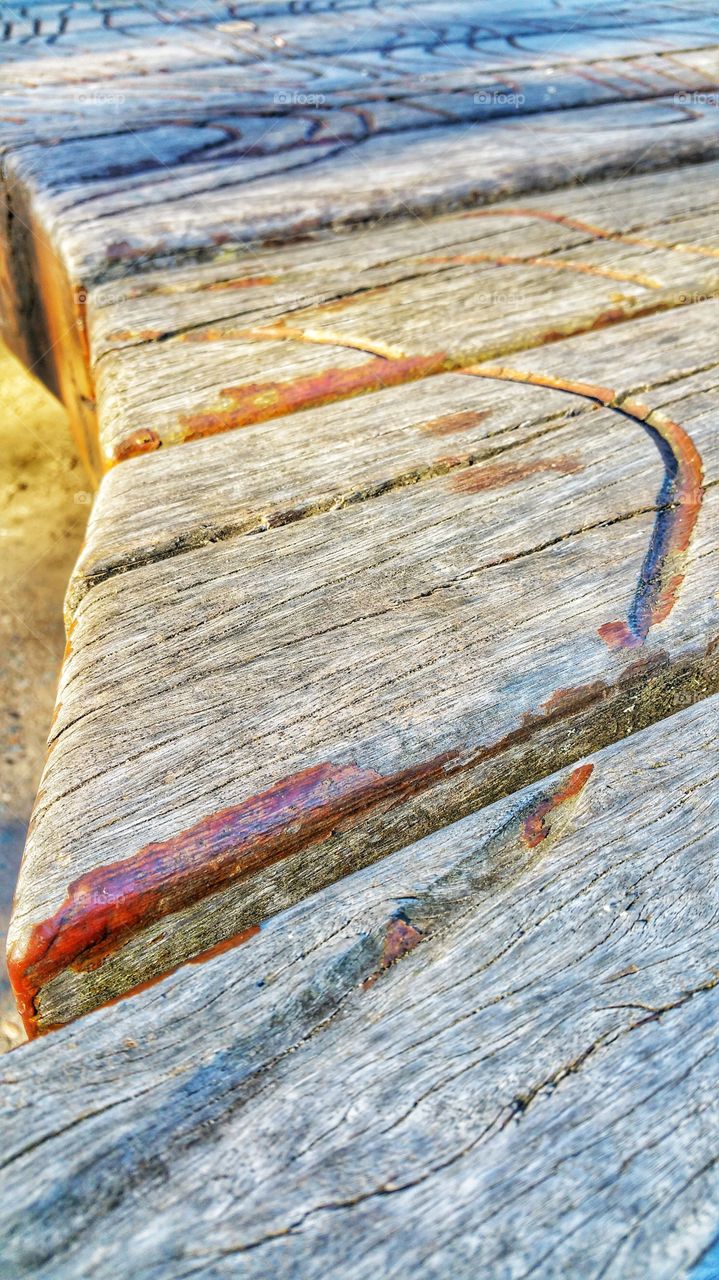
[9,640,719,1034]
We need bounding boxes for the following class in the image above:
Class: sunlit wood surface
[1,2,718,1276]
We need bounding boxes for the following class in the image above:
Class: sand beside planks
[2,696,718,1279]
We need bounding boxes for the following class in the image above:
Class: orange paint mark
[460,206,719,260]
[451,455,583,493]
[522,762,594,848]
[420,409,489,436]
[9,754,456,1036]
[173,353,449,446]
[423,251,662,289]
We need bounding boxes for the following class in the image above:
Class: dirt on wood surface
[0,343,88,1050]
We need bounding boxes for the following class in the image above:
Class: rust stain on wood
[170,352,449,447]
[239,322,405,360]
[8,755,457,1036]
[10,673,611,1035]
[73,923,263,1026]
[379,913,423,968]
[106,328,166,343]
[363,761,594,990]
[451,455,583,493]
[13,656,628,1035]
[522,762,594,848]
[205,275,276,291]
[362,911,424,989]
[423,251,662,289]
[462,364,704,647]
[186,924,261,963]
[598,402,704,648]
[460,206,719,260]
[463,363,616,405]
[112,427,162,462]
[420,409,490,436]
[542,682,609,717]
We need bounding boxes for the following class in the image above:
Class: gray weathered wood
[3,0,719,460]
[8,317,719,1029]
[69,299,719,609]
[72,158,719,465]
[2,696,718,1278]
[2,4,719,1268]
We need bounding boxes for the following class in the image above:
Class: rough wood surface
[59,157,719,466]
[2,697,719,1279]
[9,306,719,1031]
[70,298,719,608]
[2,1,719,1270]
[3,0,719,1037]
[3,0,719,461]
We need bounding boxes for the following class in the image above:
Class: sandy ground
[0,343,89,1050]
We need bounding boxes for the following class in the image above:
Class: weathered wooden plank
[12,94,719,289]
[69,299,719,611]
[2,696,718,1279]
[8,318,719,1030]
[3,0,719,459]
[68,372,600,610]
[83,159,719,465]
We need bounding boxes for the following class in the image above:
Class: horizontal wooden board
[3,696,719,1278]
[3,0,719,449]
[12,94,719,289]
[69,299,719,610]
[83,160,719,463]
[9,317,719,1030]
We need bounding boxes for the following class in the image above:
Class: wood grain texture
[2,0,719,446]
[8,315,719,1030]
[2,697,719,1279]
[69,299,719,610]
[74,157,719,464]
